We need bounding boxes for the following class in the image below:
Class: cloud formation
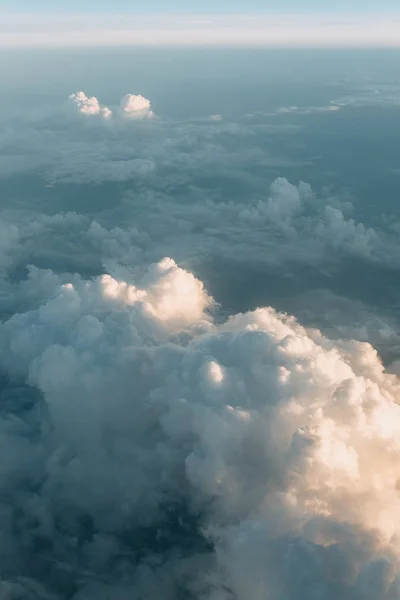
[277,104,341,115]
[68,91,154,122]
[120,94,155,120]
[2,79,400,598]
[1,258,400,598]
[69,91,112,119]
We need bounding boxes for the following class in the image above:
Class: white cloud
[69,91,112,119]
[277,104,342,115]
[120,94,154,120]
[68,91,154,123]
[1,258,400,597]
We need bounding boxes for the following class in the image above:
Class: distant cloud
[332,83,400,109]
[69,91,112,119]
[277,104,341,115]
[120,94,154,120]
[69,90,154,122]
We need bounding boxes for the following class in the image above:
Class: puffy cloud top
[68,91,154,122]
[120,94,154,119]
[1,258,400,598]
[69,91,112,119]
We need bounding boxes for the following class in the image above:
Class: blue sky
[3,0,399,13]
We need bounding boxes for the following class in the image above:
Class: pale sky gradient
[1,1,400,48]
[2,0,400,12]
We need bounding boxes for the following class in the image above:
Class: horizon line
[1,12,399,49]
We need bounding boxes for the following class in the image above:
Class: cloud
[1,258,400,597]
[68,91,154,123]
[0,92,393,292]
[0,179,384,306]
[0,92,303,186]
[277,104,341,115]
[327,82,400,110]
[120,94,154,120]
[69,91,112,119]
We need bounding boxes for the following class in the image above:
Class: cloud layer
[1,76,400,598]
[1,258,400,598]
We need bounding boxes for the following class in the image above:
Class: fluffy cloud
[0,178,383,301]
[120,94,154,119]
[0,92,301,186]
[1,258,400,598]
[69,91,112,119]
[277,104,341,115]
[0,176,392,323]
[68,91,154,122]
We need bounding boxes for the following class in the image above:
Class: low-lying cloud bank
[0,258,400,598]
[0,177,389,292]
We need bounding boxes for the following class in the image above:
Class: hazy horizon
[2,2,400,48]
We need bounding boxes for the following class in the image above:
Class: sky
[1,0,400,47]
[3,0,400,12]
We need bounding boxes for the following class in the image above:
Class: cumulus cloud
[1,258,400,598]
[69,91,112,119]
[68,91,154,123]
[120,94,155,120]
[0,174,392,310]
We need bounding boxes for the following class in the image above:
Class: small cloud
[120,94,154,120]
[67,91,155,123]
[69,91,112,119]
[209,114,223,121]
[277,105,299,114]
[277,104,341,115]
